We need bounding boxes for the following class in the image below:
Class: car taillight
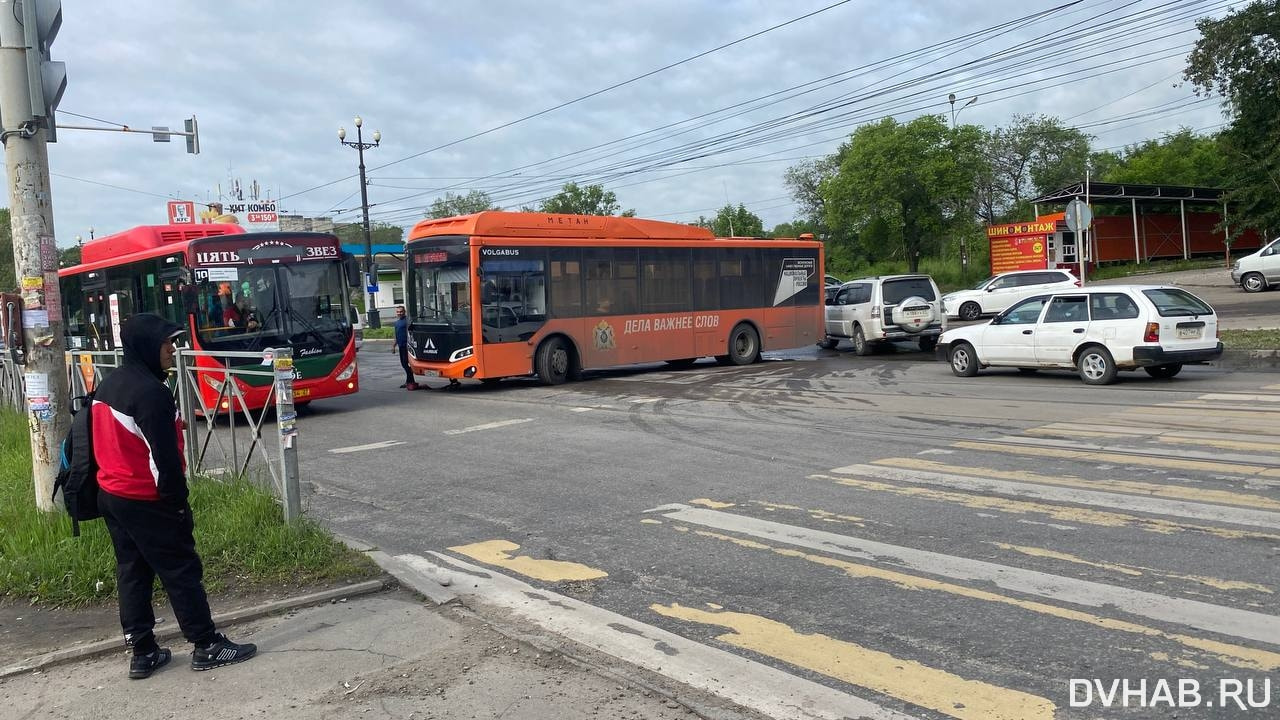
[871,305,881,319]
[1144,322,1160,343]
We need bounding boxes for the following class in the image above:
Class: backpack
[52,393,100,536]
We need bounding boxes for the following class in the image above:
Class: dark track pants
[398,345,415,385]
[99,491,216,650]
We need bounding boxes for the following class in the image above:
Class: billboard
[987,221,1053,274]
[167,200,196,224]
[198,200,280,232]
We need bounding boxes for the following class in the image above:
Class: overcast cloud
[15,0,1237,247]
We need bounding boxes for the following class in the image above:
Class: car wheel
[1077,346,1118,385]
[1144,363,1183,379]
[817,336,839,350]
[918,335,937,352]
[536,336,572,385]
[949,342,979,377]
[959,301,982,321]
[1241,272,1267,293]
[722,323,759,366]
[852,326,872,356]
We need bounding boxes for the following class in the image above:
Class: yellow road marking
[1156,435,1280,453]
[640,518,663,525]
[874,457,1280,512]
[652,602,1056,720]
[951,441,1280,478]
[448,540,607,582]
[989,543,1272,593]
[815,474,1280,542]
[751,500,866,525]
[690,498,736,509]
[678,526,1280,671]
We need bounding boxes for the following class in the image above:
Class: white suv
[820,275,946,355]
[937,285,1223,384]
[942,269,1079,321]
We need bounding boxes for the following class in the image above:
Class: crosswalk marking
[653,603,1055,720]
[952,440,1280,478]
[448,540,607,582]
[400,553,919,720]
[988,543,1274,594]
[866,458,1280,514]
[1025,423,1280,453]
[658,505,1280,650]
[1195,393,1280,403]
[1157,435,1280,453]
[816,472,1280,542]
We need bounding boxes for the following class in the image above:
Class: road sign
[1065,199,1092,233]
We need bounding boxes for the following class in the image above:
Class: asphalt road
[285,343,1280,720]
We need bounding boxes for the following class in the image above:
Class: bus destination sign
[191,237,342,267]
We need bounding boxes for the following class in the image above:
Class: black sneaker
[128,648,171,679]
[191,633,257,671]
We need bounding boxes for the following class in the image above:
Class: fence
[1,346,302,521]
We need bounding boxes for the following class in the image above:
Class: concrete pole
[1,1,69,512]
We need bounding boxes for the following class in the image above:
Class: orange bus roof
[409,211,717,241]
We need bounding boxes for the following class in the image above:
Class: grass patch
[363,327,394,339]
[0,410,378,607]
[1088,257,1225,281]
[1220,329,1280,350]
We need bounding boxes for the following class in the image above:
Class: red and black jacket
[91,314,188,504]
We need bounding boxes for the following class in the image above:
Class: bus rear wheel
[717,323,760,366]
[536,336,574,385]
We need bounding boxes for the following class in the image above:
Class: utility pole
[1,0,69,512]
[339,117,381,329]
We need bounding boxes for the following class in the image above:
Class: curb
[1214,349,1280,371]
[0,579,390,680]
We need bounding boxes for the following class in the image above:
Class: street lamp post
[338,116,382,329]
[947,92,978,129]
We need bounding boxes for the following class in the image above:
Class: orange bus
[402,211,824,384]
[59,224,362,410]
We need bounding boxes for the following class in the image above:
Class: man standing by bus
[93,313,257,679]
[393,305,417,390]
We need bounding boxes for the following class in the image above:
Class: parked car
[936,285,1222,385]
[820,275,946,355]
[941,269,1079,321]
[823,274,843,302]
[349,306,364,351]
[1231,236,1280,292]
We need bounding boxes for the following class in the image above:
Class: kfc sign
[168,200,196,224]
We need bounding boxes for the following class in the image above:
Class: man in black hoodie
[92,313,257,679]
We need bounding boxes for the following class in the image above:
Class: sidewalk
[0,558,726,719]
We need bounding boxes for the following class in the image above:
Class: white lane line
[989,435,1280,467]
[660,505,1280,647]
[443,418,535,435]
[834,463,1280,530]
[1199,393,1280,403]
[397,553,918,720]
[328,440,405,454]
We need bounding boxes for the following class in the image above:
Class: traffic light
[20,0,65,142]
[185,116,200,154]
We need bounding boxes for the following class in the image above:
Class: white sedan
[936,285,1223,385]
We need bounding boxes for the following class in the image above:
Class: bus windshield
[410,245,472,330]
[194,262,352,359]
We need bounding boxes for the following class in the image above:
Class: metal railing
[1,346,302,522]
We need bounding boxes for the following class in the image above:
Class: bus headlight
[449,346,474,363]
[335,361,356,381]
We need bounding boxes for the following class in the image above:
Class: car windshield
[971,275,996,290]
[1141,288,1214,317]
[882,277,937,303]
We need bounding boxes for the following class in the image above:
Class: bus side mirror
[343,255,360,287]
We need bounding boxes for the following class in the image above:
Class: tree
[976,114,1093,224]
[425,190,501,219]
[1100,128,1230,187]
[0,208,13,291]
[333,222,404,247]
[1185,0,1280,236]
[58,244,81,268]
[537,182,635,216]
[705,204,764,237]
[822,115,983,272]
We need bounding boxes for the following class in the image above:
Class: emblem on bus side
[593,321,616,351]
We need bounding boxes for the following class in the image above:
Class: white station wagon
[936,285,1223,385]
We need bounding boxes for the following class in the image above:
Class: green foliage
[822,115,984,272]
[1101,129,1230,186]
[700,204,765,237]
[425,190,501,219]
[976,114,1094,223]
[537,182,635,216]
[1220,329,1280,350]
[0,208,13,292]
[333,222,404,247]
[0,410,377,607]
[1185,1,1280,236]
[58,244,81,269]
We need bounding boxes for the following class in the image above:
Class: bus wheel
[536,337,573,385]
[719,323,759,366]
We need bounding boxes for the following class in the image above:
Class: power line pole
[1,0,69,512]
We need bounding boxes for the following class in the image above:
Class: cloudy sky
[23,0,1238,247]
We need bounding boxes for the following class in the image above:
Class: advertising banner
[987,221,1053,274]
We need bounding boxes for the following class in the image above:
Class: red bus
[59,224,362,410]
[402,212,824,384]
